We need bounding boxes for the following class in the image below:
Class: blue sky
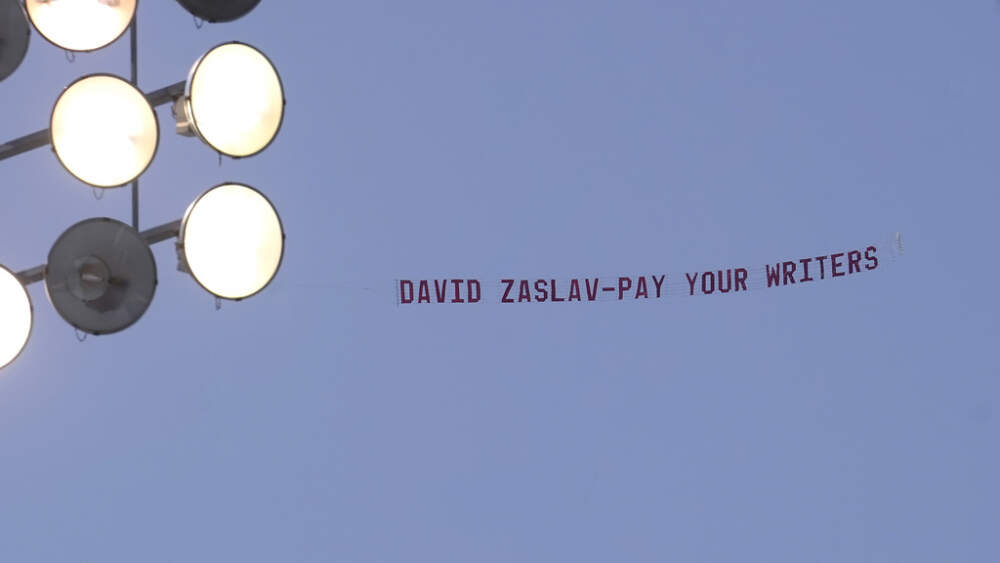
[0,1,997,561]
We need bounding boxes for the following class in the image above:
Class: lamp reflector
[180,183,284,300]
[0,265,32,370]
[175,0,259,23]
[25,0,136,52]
[51,74,159,188]
[0,0,30,82]
[45,218,157,335]
[183,42,284,158]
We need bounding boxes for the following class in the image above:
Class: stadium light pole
[0,1,286,370]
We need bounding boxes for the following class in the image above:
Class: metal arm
[0,80,186,163]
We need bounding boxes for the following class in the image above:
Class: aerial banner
[395,234,903,306]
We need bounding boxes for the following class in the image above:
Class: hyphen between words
[398,245,880,304]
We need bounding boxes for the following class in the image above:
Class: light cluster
[0,1,286,370]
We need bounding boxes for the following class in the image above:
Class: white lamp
[175,42,284,158]
[179,183,284,300]
[0,265,32,370]
[0,0,31,82]
[25,0,136,52]
[51,74,159,188]
[174,0,259,23]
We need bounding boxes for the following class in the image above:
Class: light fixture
[0,265,33,369]
[174,41,284,158]
[0,0,30,82]
[25,0,136,52]
[174,0,259,23]
[178,183,284,300]
[45,218,157,335]
[51,73,159,188]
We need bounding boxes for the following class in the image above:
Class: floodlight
[51,74,159,188]
[45,218,157,335]
[174,0,259,23]
[0,0,30,82]
[0,265,33,370]
[174,42,284,158]
[25,0,136,52]
[178,183,284,300]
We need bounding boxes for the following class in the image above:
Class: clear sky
[0,1,996,561]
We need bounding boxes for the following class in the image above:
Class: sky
[0,1,997,561]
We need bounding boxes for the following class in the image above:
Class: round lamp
[179,183,284,300]
[45,218,157,335]
[0,0,30,82]
[176,42,284,158]
[174,0,259,23]
[25,0,136,52]
[0,265,33,370]
[51,74,159,188]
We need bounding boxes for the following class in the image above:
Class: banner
[395,234,903,306]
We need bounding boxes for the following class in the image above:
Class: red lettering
[518,280,531,302]
[467,280,481,303]
[686,272,698,295]
[501,279,515,303]
[701,271,715,294]
[652,275,665,298]
[814,256,827,279]
[864,246,878,270]
[717,270,732,293]
[765,264,781,287]
[830,253,845,277]
[735,268,748,291]
[568,279,581,301]
[799,258,813,282]
[550,279,564,302]
[585,278,599,301]
[847,250,861,274]
[617,277,632,300]
[534,279,548,302]
[451,279,465,303]
[417,280,430,303]
[434,280,448,302]
[399,280,414,304]
[635,277,648,299]
[782,261,796,285]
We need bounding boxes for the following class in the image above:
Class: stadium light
[25,0,136,52]
[178,183,284,300]
[0,0,30,82]
[45,218,157,335]
[0,2,286,371]
[174,42,284,158]
[0,265,33,370]
[51,74,159,188]
[174,0,259,23]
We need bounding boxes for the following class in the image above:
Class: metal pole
[130,15,139,230]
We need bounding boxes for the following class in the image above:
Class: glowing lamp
[51,74,159,188]
[174,42,284,158]
[0,265,32,370]
[179,183,284,300]
[25,0,136,52]
[174,0,260,23]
